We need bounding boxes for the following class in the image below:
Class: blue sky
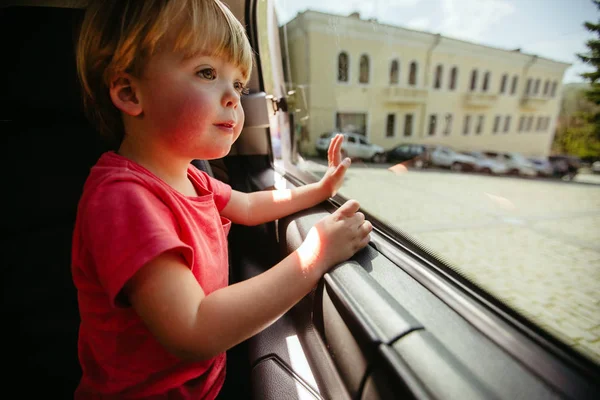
[274,0,599,83]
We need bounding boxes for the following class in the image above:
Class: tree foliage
[557,0,600,159]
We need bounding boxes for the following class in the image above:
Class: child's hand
[298,199,372,275]
[319,134,351,197]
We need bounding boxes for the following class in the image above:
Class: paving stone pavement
[299,159,600,364]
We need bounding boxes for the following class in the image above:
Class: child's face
[134,49,247,160]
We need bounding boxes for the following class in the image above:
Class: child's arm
[126,199,371,361]
[221,134,350,226]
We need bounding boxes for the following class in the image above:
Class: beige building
[282,11,571,157]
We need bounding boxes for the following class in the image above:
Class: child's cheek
[153,87,212,141]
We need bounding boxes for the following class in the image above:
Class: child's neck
[118,137,198,197]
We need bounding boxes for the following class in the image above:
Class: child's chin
[201,146,231,160]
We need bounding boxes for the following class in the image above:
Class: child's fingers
[331,157,351,180]
[334,135,343,165]
[328,134,342,166]
[327,134,336,160]
[357,233,371,250]
[354,211,365,225]
[337,199,360,217]
[359,220,372,236]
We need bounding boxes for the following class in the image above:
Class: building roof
[284,9,571,69]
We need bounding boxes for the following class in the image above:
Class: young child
[72,0,372,398]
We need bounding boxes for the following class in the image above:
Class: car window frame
[254,2,600,393]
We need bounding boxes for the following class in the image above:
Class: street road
[299,157,600,364]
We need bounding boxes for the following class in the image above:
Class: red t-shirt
[71,152,232,399]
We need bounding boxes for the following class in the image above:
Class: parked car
[592,160,600,174]
[430,146,477,172]
[316,132,386,163]
[385,143,433,168]
[528,157,554,177]
[549,155,581,178]
[461,151,509,175]
[484,151,537,177]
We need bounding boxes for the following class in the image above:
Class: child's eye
[234,81,249,95]
[197,68,216,80]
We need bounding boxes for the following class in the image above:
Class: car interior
[2,1,599,399]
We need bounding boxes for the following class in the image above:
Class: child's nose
[221,87,239,109]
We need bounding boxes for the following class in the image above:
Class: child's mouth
[214,122,235,133]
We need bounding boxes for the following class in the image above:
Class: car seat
[0,5,107,396]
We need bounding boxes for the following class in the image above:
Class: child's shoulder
[80,152,168,207]
[85,152,154,190]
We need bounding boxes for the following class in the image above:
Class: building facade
[282,11,571,157]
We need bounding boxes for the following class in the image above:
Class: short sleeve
[188,167,232,212]
[81,181,193,307]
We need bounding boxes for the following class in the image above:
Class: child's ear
[108,73,143,116]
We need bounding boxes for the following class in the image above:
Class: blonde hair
[77,0,254,146]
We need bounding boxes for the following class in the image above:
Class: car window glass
[272,0,600,366]
[359,137,368,145]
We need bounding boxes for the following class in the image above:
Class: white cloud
[406,17,431,30]
[275,0,423,25]
[564,63,595,83]
[439,0,515,42]
[526,33,593,82]
[385,0,421,5]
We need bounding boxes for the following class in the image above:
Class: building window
[443,113,453,135]
[534,79,540,95]
[434,65,443,89]
[449,66,458,90]
[525,78,532,95]
[503,115,511,133]
[409,61,418,86]
[404,114,414,137]
[390,59,399,84]
[463,115,471,135]
[551,81,558,97]
[338,52,349,82]
[482,71,490,92]
[543,80,550,96]
[470,69,478,91]
[493,115,501,133]
[536,116,544,131]
[336,112,367,135]
[476,115,484,134]
[518,115,525,133]
[545,116,551,130]
[511,75,518,95]
[500,74,508,94]
[526,115,534,132]
[359,54,370,84]
[386,114,396,137]
[428,114,437,136]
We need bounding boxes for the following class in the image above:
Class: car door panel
[228,155,582,399]
[252,357,321,400]
[274,200,568,399]
[230,1,600,398]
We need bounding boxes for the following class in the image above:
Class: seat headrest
[0,6,86,121]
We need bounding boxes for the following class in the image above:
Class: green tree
[577,0,600,141]
[553,85,600,159]
[556,0,600,159]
